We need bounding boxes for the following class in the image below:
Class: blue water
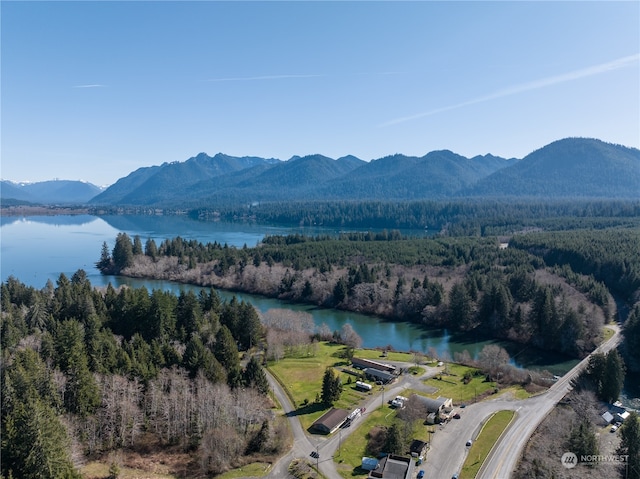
[1,214,579,374]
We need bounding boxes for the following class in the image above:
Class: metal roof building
[311,408,349,434]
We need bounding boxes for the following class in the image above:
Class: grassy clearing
[216,462,272,478]
[423,363,497,404]
[355,348,416,363]
[268,342,372,431]
[498,385,532,400]
[602,326,615,343]
[459,410,515,479]
[81,462,176,479]
[332,391,432,479]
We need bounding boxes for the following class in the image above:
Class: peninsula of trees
[98,227,640,364]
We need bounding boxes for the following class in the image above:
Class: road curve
[476,324,622,479]
[256,324,620,479]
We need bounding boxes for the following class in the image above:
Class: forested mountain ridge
[84,138,639,208]
[89,153,280,205]
[0,179,103,204]
[467,138,640,197]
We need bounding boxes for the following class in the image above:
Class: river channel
[0,213,608,377]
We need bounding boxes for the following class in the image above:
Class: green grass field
[332,402,429,479]
[423,363,498,404]
[354,348,418,363]
[216,462,273,478]
[459,410,515,479]
[81,462,176,479]
[268,342,374,431]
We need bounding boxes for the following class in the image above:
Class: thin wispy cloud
[205,74,323,82]
[73,84,106,88]
[381,53,640,127]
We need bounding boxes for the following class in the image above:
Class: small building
[368,454,414,479]
[352,357,397,373]
[616,411,630,423]
[311,408,349,434]
[409,439,428,458]
[609,401,630,423]
[364,368,396,384]
[413,394,453,414]
[602,411,615,424]
[356,380,373,391]
[426,412,438,425]
[361,457,379,471]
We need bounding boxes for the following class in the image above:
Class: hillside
[1,179,103,204]
[465,138,640,198]
[88,138,637,207]
[4,138,638,207]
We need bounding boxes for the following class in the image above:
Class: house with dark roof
[409,439,428,458]
[310,408,349,434]
[412,394,453,414]
[364,368,396,384]
[352,357,397,372]
[368,454,414,479]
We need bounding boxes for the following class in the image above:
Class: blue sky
[2,1,638,186]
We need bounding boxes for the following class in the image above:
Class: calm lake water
[0,214,585,376]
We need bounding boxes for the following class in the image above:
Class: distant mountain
[464,138,640,198]
[7,138,637,208]
[1,180,103,204]
[88,149,517,207]
[90,153,279,205]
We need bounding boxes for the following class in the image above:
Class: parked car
[466,439,473,447]
[452,474,460,479]
[417,470,425,479]
[611,425,618,433]
[453,413,461,419]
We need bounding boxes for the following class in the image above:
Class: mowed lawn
[268,342,372,431]
[423,363,498,404]
[333,401,430,479]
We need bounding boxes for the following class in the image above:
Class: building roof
[369,454,414,479]
[602,411,614,423]
[409,439,427,454]
[362,457,379,471]
[413,394,451,413]
[364,368,396,382]
[311,408,349,433]
[352,357,396,372]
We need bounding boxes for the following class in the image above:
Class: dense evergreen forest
[1,273,278,478]
[192,199,640,234]
[3,198,640,479]
[98,226,639,365]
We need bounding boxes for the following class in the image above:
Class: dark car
[417,471,425,479]
[466,439,473,447]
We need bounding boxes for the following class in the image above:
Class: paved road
[255,324,620,479]
[262,363,440,479]
[476,324,621,479]
[425,324,621,479]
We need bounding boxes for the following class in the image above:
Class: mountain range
[0,180,103,205]
[2,138,639,207]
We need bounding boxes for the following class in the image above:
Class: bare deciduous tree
[478,345,510,381]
